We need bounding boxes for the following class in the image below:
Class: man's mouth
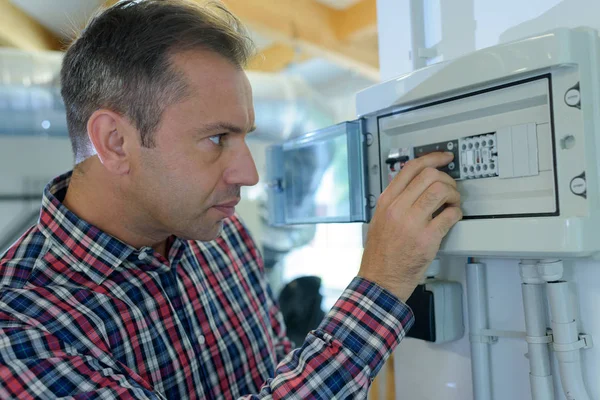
[213,199,240,218]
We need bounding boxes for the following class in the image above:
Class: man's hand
[357,152,462,302]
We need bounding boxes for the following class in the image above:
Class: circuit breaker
[267,27,600,258]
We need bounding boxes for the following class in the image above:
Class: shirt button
[138,252,149,261]
[198,335,205,345]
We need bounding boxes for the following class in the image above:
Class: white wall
[0,136,72,252]
[376,0,600,399]
[376,0,412,81]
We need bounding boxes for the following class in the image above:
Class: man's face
[130,50,258,241]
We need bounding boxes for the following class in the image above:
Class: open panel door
[266,120,369,226]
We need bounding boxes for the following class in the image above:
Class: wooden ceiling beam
[330,0,378,42]
[0,0,61,51]
[247,43,297,72]
[215,0,379,80]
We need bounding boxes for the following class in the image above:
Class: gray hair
[61,0,255,162]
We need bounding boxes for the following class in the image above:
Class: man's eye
[208,134,225,146]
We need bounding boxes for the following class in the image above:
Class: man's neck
[63,160,170,258]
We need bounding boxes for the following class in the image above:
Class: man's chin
[182,220,224,242]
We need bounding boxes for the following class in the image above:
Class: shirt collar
[38,171,182,284]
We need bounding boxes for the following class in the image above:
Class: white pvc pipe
[466,262,492,400]
[521,282,554,400]
[547,281,591,400]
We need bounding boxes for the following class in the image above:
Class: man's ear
[87,109,135,175]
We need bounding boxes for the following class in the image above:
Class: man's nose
[223,143,259,187]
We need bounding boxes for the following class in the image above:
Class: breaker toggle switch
[386,148,412,182]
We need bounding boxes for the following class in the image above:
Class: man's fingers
[413,182,461,218]
[381,152,454,204]
[397,167,457,208]
[427,205,463,240]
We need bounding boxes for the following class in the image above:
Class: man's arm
[233,152,460,399]
[247,276,413,399]
[234,218,411,398]
[1,284,408,400]
[1,290,408,400]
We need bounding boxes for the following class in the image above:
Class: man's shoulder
[0,225,49,289]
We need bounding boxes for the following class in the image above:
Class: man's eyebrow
[199,122,256,135]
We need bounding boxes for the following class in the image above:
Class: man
[0,1,462,398]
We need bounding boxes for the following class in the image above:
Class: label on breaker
[414,140,460,179]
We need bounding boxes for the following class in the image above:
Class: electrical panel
[378,77,557,219]
[267,28,600,258]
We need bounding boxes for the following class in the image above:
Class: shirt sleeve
[231,215,415,399]
[241,276,414,399]
[0,323,163,400]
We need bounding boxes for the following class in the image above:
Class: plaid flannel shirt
[0,171,414,399]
